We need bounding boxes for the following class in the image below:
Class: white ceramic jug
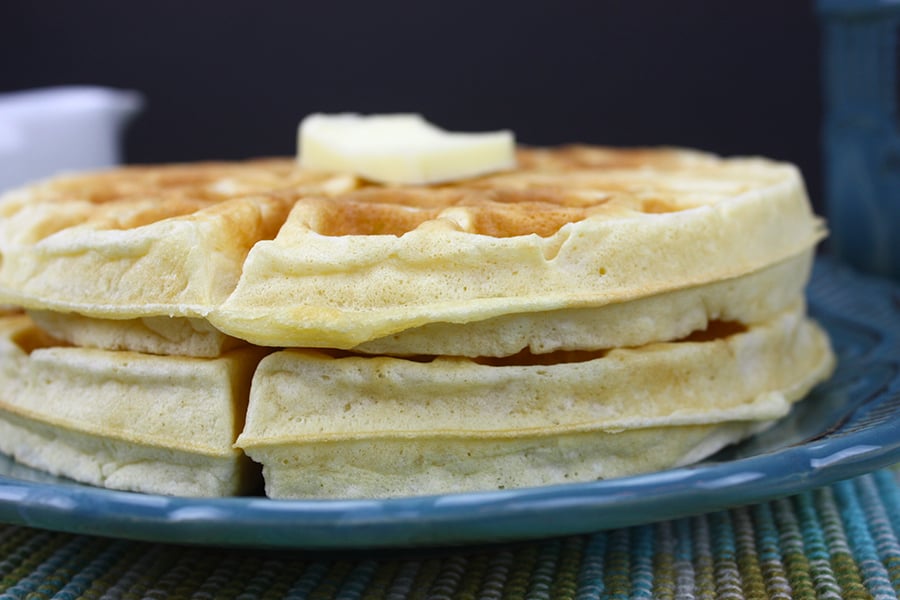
[0,86,143,191]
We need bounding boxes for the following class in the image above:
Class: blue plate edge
[0,419,897,550]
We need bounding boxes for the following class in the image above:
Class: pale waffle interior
[355,250,813,357]
[0,145,835,498]
[26,310,243,358]
[0,314,266,496]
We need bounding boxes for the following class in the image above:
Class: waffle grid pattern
[0,467,897,599]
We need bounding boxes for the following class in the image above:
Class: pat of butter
[298,113,516,185]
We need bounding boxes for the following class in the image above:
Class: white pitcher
[0,86,143,191]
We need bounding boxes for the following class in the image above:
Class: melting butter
[298,113,516,185]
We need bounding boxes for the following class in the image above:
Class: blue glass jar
[819,0,900,280]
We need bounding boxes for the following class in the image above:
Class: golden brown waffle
[0,145,835,498]
[211,147,825,349]
[239,303,834,498]
[0,160,356,319]
[0,147,825,355]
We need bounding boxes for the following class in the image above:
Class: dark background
[2,1,824,204]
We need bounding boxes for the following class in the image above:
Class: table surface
[0,466,896,599]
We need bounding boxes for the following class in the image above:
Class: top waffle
[211,146,825,348]
[0,146,825,350]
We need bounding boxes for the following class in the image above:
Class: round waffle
[0,147,824,355]
[0,143,834,498]
[210,147,825,349]
[238,303,834,498]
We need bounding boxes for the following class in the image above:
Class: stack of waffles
[0,145,834,498]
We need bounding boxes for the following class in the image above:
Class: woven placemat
[0,467,897,599]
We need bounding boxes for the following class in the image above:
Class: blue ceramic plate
[0,258,898,550]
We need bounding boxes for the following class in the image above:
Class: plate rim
[0,418,897,550]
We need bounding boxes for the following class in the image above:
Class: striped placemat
[0,467,898,599]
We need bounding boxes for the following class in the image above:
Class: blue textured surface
[2,471,897,598]
[819,0,900,280]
